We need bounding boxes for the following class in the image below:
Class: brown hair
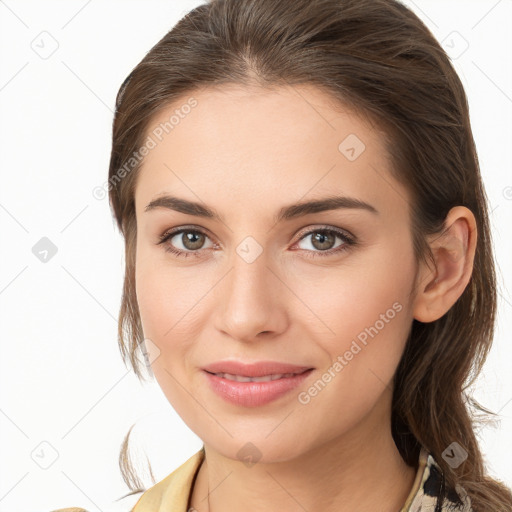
[107,0,512,509]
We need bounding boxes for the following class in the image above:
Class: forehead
[135,83,408,219]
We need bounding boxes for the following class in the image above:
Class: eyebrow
[144,194,379,223]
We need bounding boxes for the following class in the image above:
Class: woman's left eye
[157,226,356,259]
[293,228,355,258]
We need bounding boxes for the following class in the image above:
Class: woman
[55,0,512,510]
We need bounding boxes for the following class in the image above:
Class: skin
[133,83,477,512]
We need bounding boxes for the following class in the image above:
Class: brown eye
[179,231,206,250]
[157,228,214,257]
[310,231,337,250]
[294,227,356,259]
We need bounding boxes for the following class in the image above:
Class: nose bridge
[214,235,285,340]
[228,236,273,311]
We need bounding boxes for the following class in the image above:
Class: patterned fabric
[403,447,473,511]
[51,445,473,512]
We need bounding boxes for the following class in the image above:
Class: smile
[203,368,314,407]
[211,372,302,382]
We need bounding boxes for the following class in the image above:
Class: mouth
[202,367,315,407]
[201,359,314,378]
[204,369,311,383]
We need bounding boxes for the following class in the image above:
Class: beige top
[53,445,473,511]
[130,446,473,511]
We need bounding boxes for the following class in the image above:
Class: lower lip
[203,369,314,407]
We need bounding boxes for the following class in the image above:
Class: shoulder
[406,447,473,512]
[49,490,144,512]
[50,509,89,512]
[50,449,205,512]
[131,448,205,511]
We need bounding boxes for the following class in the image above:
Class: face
[134,84,419,463]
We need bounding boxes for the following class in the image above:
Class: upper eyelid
[158,225,212,243]
[295,225,354,241]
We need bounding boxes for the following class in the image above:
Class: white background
[0,1,510,510]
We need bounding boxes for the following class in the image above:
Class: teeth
[215,372,298,382]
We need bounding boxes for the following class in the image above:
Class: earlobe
[412,206,477,323]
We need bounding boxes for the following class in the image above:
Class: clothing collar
[131,445,472,511]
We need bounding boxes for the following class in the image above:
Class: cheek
[293,262,414,439]
[307,246,415,381]
[135,248,203,341]
[135,257,165,338]
[134,248,215,406]
[135,255,203,411]
[299,248,413,336]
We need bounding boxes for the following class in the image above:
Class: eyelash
[157,225,356,259]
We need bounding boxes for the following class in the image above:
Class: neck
[189,390,417,512]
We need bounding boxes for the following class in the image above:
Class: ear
[412,206,477,323]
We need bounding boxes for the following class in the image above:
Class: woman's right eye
[157,228,215,258]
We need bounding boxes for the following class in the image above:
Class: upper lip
[202,360,314,377]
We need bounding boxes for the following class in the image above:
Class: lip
[202,360,314,408]
[202,360,313,377]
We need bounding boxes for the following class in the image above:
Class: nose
[213,244,288,343]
